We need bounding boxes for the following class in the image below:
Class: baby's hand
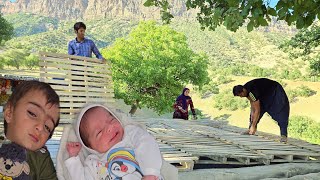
[66,142,82,157]
[142,175,158,180]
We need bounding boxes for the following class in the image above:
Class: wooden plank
[258,150,320,156]
[43,78,113,87]
[56,91,114,97]
[41,56,110,68]
[40,73,112,81]
[164,156,199,162]
[39,62,111,74]
[51,85,113,93]
[40,52,108,64]
[40,68,112,77]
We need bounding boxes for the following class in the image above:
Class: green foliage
[214,89,248,111]
[286,85,316,103]
[0,47,40,70]
[0,56,5,69]
[188,108,205,120]
[0,13,14,45]
[3,15,136,54]
[4,13,59,37]
[199,81,219,98]
[24,53,40,69]
[102,21,210,114]
[279,68,302,80]
[288,116,320,144]
[281,23,320,76]
[249,66,273,77]
[0,49,29,69]
[144,0,173,24]
[217,75,233,84]
[144,0,319,32]
[169,20,302,80]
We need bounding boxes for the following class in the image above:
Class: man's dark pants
[250,85,290,136]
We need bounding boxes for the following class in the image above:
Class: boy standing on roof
[68,22,106,62]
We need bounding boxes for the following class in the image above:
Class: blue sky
[265,0,279,8]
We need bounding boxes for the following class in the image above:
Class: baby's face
[84,107,124,153]
[5,90,60,151]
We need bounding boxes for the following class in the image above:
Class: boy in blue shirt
[68,22,106,62]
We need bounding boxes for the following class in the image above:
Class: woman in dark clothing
[173,88,197,120]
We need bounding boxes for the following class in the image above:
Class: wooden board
[39,52,115,123]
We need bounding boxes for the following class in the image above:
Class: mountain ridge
[0,0,188,20]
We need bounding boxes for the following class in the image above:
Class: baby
[66,104,163,180]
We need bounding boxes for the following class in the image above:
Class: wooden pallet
[158,141,199,171]
[134,118,320,166]
[204,122,320,161]
[135,118,270,165]
[39,52,115,123]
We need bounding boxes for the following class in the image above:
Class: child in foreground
[2,80,60,179]
[66,104,163,180]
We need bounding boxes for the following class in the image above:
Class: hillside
[2,15,138,53]
[2,13,301,71]
[0,0,188,20]
[3,13,60,37]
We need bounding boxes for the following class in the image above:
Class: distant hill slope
[171,19,295,69]
[3,13,302,73]
[3,15,138,53]
[3,13,60,37]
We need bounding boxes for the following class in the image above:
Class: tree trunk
[129,100,139,116]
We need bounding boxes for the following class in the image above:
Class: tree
[24,53,40,70]
[144,0,320,32]
[0,13,14,45]
[1,49,29,69]
[280,23,320,76]
[102,21,209,114]
[0,56,5,69]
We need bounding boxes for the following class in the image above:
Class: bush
[288,116,320,144]
[295,85,316,97]
[188,108,205,120]
[280,68,302,80]
[286,85,316,103]
[199,81,219,98]
[217,76,233,84]
[249,66,272,77]
[213,89,248,111]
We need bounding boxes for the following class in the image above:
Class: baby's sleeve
[65,155,98,180]
[127,125,162,177]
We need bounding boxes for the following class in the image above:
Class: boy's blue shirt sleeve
[68,40,75,55]
[91,41,103,59]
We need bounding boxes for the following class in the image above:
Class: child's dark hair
[4,81,60,139]
[74,22,86,32]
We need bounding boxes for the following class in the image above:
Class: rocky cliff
[0,0,189,20]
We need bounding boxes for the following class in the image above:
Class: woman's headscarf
[176,88,191,110]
